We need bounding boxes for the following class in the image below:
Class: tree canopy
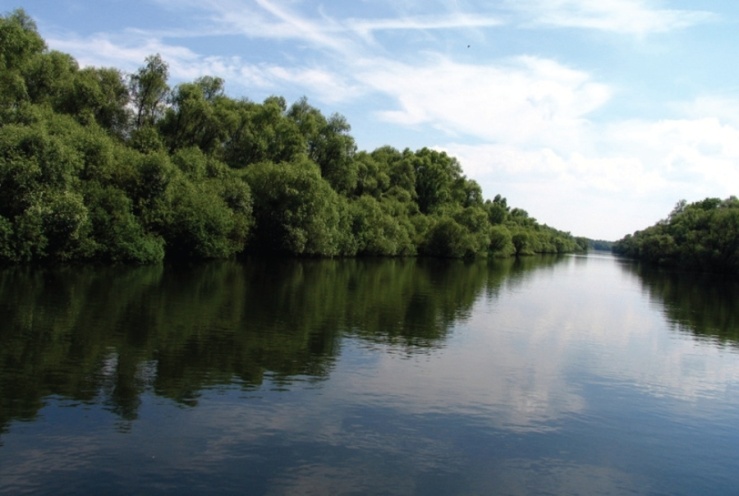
[613,197,739,276]
[0,9,585,264]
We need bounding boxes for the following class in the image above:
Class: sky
[5,0,739,240]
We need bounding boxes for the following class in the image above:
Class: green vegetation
[588,239,614,251]
[0,9,584,264]
[613,197,739,275]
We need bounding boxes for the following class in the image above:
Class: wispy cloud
[48,33,201,73]
[251,0,348,52]
[511,0,715,36]
[346,13,504,43]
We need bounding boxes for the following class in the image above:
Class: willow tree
[129,54,169,129]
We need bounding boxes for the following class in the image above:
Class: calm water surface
[1,254,738,495]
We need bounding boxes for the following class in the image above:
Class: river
[1,253,738,495]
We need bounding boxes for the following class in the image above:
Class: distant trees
[0,9,585,264]
[613,197,739,275]
[588,239,613,251]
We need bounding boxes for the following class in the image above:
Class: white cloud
[361,55,610,150]
[673,95,739,128]
[439,108,739,240]
[604,117,739,193]
[438,142,664,238]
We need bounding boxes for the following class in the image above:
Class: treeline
[588,239,613,251]
[0,9,585,263]
[613,197,739,275]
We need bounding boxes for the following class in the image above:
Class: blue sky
[6,0,739,240]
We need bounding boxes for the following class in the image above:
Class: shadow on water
[0,255,568,432]
[619,261,739,346]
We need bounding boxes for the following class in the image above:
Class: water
[1,254,738,495]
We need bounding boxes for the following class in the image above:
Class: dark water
[1,254,738,495]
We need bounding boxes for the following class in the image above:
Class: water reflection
[0,256,566,433]
[620,262,739,346]
[3,254,739,495]
[339,253,739,435]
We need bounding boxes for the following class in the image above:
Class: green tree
[411,148,461,214]
[33,189,92,261]
[614,196,739,275]
[453,206,491,255]
[485,195,509,225]
[420,216,474,258]
[0,9,45,71]
[159,178,250,260]
[287,97,358,194]
[159,76,226,154]
[243,158,344,256]
[352,151,390,198]
[62,67,130,134]
[129,54,169,129]
[489,225,513,255]
[373,146,415,197]
[23,50,78,108]
[511,231,530,256]
[221,96,304,168]
[0,9,46,115]
[349,195,414,256]
[84,183,165,263]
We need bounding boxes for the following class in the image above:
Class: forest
[613,197,739,276]
[0,9,586,264]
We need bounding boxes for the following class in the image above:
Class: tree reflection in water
[0,256,566,431]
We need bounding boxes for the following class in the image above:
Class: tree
[352,151,390,198]
[411,148,462,214]
[221,96,305,168]
[614,196,739,275]
[243,158,344,256]
[420,216,474,258]
[62,67,130,134]
[485,195,509,225]
[0,9,46,116]
[349,195,414,256]
[84,183,165,263]
[489,225,512,254]
[0,9,45,72]
[511,232,530,256]
[33,189,92,261]
[159,76,227,154]
[158,178,251,260]
[23,50,78,109]
[453,206,491,255]
[129,54,169,129]
[287,97,358,194]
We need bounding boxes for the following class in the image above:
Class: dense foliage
[613,197,739,275]
[0,9,585,263]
